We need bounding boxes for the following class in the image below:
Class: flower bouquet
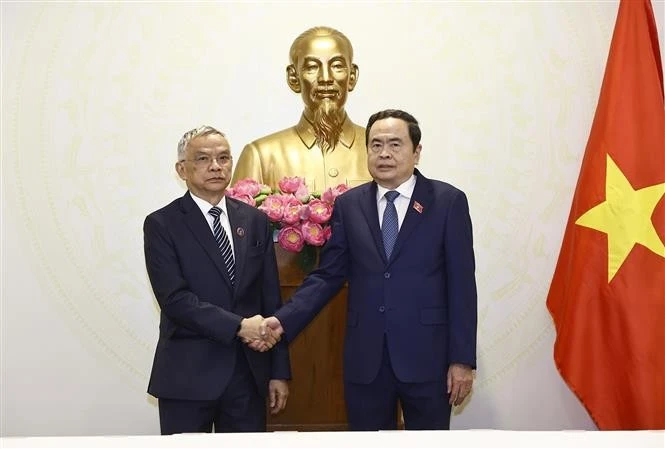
[226,176,349,272]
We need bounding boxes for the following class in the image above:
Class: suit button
[328,168,339,177]
[379,306,385,313]
[384,272,391,279]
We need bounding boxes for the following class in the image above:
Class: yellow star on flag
[575,154,665,282]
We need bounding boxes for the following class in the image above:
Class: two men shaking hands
[237,315,283,352]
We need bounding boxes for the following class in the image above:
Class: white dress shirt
[376,174,417,231]
[190,193,236,259]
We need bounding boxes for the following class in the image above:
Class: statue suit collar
[294,113,357,150]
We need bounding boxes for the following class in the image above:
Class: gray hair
[177,125,226,161]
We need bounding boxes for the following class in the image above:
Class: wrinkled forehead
[295,35,352,64]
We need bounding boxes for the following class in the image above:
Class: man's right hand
[241,316,285,352]
[238,315,278,352]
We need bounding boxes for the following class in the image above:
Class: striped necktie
[208,206,235,286]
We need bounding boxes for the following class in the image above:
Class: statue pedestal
[267,246,349,431]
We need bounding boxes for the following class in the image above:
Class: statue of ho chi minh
[232,26,372,192]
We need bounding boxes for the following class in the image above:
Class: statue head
[286,26,359,152]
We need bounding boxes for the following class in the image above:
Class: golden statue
[232,26,372,192]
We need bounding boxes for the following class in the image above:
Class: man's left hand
[447,363,473,406]
[268,379,289,414]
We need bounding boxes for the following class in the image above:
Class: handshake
[236,315,284,352]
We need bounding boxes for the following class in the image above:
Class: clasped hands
[237,315,284,352]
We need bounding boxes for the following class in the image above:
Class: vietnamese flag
[546,0,665,430]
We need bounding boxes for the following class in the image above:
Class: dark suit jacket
[275,169,477,384]
[144,192,291,400]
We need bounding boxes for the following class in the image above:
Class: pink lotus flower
[232,194,256,207]
[231,176,345,253]
[278,226,305,252]
[234,178,261,197]
[307,199,333,224]
[299,203,311,221]
[278,176,305,194]
[294,183,311,203]
[321,184,349,204]
[302,221,326,246]
[280,194,302,207]
[258,195,285,222]
[322,225,332,241]
[282,203,305,225]
[225,188,256,206]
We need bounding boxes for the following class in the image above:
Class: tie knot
[385,191,400,203]
[209,206,222,218]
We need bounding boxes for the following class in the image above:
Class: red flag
[547,0,665,430]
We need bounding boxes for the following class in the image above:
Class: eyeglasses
[181,154,232,168]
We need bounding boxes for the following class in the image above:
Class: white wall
[2,0,664,437]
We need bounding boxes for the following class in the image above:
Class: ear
[286,64,301,93]
[414,144,422,164]
[175,161,187,181]
[348,64,359,92]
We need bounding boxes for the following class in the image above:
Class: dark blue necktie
[382,191,400,259]
[209,207,235,286]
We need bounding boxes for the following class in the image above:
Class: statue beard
[312,99,343,153]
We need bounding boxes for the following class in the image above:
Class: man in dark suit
[260,109,477,430]
[143,126,291,434]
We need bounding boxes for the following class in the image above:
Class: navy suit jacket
[144,191,291,400]
[275,169,477,384]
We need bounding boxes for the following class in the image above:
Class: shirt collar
[190,192,229,218]
[294,113,357,150]
[376,174,417,202]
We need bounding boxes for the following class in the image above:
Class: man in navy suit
[143,126,291,434]
[260,109,477,430]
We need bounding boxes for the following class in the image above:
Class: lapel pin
[236,227,245,237]
[413,201,424,214]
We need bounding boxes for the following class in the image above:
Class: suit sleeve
[274,200,350,341]
[143,213,243,344]
[258,219,292,380]
[444,191,478,368]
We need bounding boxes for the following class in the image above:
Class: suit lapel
[388,171,433,265]
[181,192,234,290]
[226,198,248,292]
[359,182,388,264]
